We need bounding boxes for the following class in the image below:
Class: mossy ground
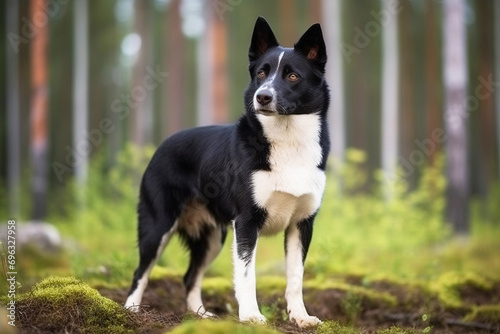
[2,148,500,333]
[1,276,179,334]
[4,272,499,333]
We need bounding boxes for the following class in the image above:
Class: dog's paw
[125,304,140,313]
[240,311,267,324]
[197,310,216,319]
[290,314,322,328]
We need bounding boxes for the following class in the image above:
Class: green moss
[150,265,184,281]
[169,319,280,334]
[433,272,493,307]
[464,304,500,324]
[317,320,359,334]
[256,276,287,294]
[376,326,423,334]
[305,279,397,308]
[202,277,233,295]
[16,276,136,333]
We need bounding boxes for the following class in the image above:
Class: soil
[98,277,500,334]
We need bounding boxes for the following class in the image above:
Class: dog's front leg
[232,219,266,324]
[285,216,321,328]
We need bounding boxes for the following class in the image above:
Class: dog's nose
[256,90,273,106]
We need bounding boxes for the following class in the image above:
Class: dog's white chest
[252,114,326,235]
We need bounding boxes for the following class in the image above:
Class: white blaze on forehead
[269,51,285,84]
[254,51,286,109]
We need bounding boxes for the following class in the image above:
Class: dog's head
[244,17,328,117]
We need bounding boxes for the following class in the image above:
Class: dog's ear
[294,23,327,72]
[249,17,279,61]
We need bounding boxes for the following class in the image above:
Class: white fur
[268,51,285,84]
[249,113,325,327]
[285,225,321,327]
[232,221,266,324]
[252,113,326,235]
[125,222,178,311]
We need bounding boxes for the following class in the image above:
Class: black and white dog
[125,17,330,328]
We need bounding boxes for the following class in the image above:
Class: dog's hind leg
[125,217,178,311]
[181,225,227,317]
[125,178,184,311]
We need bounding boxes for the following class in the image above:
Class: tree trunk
[30,0,49,220]
[398,1,416,187]
[381,0,400,194]
[165,0,184,136]
[197,2,228,125]
[443,0,469,234]
[131,0,153,146]
[495,0,500,180]
[197,2,212,126]
[476,0,495,196]
[6,0,21,217]
[280,0,295,45]
[73,0,89,185]
[424,0,441,164]
[211,13,228,124]
[322,0,345,169]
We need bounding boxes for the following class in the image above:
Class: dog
[125,16,330,328]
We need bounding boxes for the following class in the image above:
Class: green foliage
[342,290,363,323]
[46,145,500,290]
[260,299,288,323]
[310,152,453,280]
[52,143,157,286]
[169,320,280,334]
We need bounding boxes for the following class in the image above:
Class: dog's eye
[257,70,266,80]
[287,73,299,82]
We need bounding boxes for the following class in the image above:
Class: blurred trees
[322,0,345,169]
[443,0,469,234]
[29,0,49,220]
[6,0,20,217]
[380,0,400,197]
[0,0,499,231]
[73,0,89,185]
[496,1,500,180]
[131,0,153,147]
